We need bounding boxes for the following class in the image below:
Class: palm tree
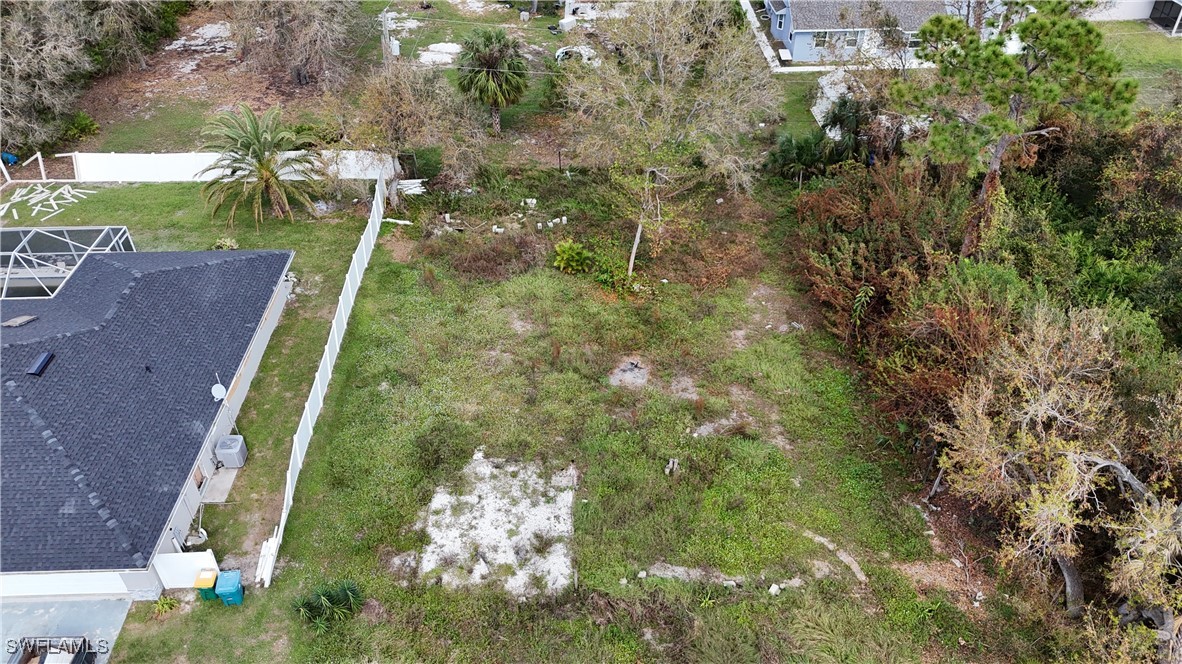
[456,28,529,135]
[198,104,321,231]
[767,130,829,188]
[821,96,871,164]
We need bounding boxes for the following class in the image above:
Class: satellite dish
[211,368,226,401]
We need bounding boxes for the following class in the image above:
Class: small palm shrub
[553,239,592,274]
[211,237,239,250]
[294,580,363,635]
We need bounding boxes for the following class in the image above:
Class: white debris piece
[2,184,93,221]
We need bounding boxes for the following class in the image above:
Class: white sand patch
[419,449,577,597]
[418,42,463,65]
[165,21,234,53]
[428,42,463,54]
[457,0,509,14]
[419,51,455,65]
[381,11,422,36]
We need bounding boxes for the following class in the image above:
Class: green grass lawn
[87,102,212,153]
[1098,20,1182,109]
[777,73,821,139]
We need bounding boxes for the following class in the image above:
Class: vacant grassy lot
[1098,20,1182,109]
[79,175,1066,662]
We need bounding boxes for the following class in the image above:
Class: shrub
[412,419,475,480]
[60,112,99,143]
[590,245,631,293]
[211,237,239,250]
[152,595,180,619]
[290,120,344,146]
[294,580,364,635]
[552,239,592,274]
[446,233,547,282]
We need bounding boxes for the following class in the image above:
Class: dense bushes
[0,1,190,151]
[789,110,1182,650]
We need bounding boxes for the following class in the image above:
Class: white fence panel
[154,551,219,589]
[70,150,395,183]
[261,179,386,587]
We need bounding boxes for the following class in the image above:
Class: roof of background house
[790,0,947,31]
[768,0,788,13]
[0,250,292,573]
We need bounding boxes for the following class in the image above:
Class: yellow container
[194,568,218,589]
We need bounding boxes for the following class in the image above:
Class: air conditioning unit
[215,435,248,468]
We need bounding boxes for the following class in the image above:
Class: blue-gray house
[764,0,948,62]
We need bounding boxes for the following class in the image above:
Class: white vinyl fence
[67,150,397,182]
[254,177,386,588]
[154,550,219,589]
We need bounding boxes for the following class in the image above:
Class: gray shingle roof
[1,250,292,573]
[790,0,947,31]
[768,0,788,13]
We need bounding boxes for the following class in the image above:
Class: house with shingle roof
[0,244,292,603]
[763,0,948,62]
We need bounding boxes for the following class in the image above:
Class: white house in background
[1090,0,1182,34]
[1,231,291,649]
[763,0,948,62]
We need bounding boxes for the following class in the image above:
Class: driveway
[1,597,131,664]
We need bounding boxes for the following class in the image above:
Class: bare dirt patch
[360,598,390,624]
[692,410,749,438]
[668,375,699,400]
[217,504,274,587]
[899,494,998,613]
[608,355,650,389]
[380,230,416,263]
[504,114,572,168]
[730,283,811,350]
[508,310,535,335]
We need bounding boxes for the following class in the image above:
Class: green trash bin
[195,568,218,600]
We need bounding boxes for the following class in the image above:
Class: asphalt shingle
[0,250,292,573]
[790,0,947,32]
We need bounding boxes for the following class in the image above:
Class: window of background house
[815,31,829,47]
[906,31,921,48]
[777,14,785,30]
[845,31,859,48]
